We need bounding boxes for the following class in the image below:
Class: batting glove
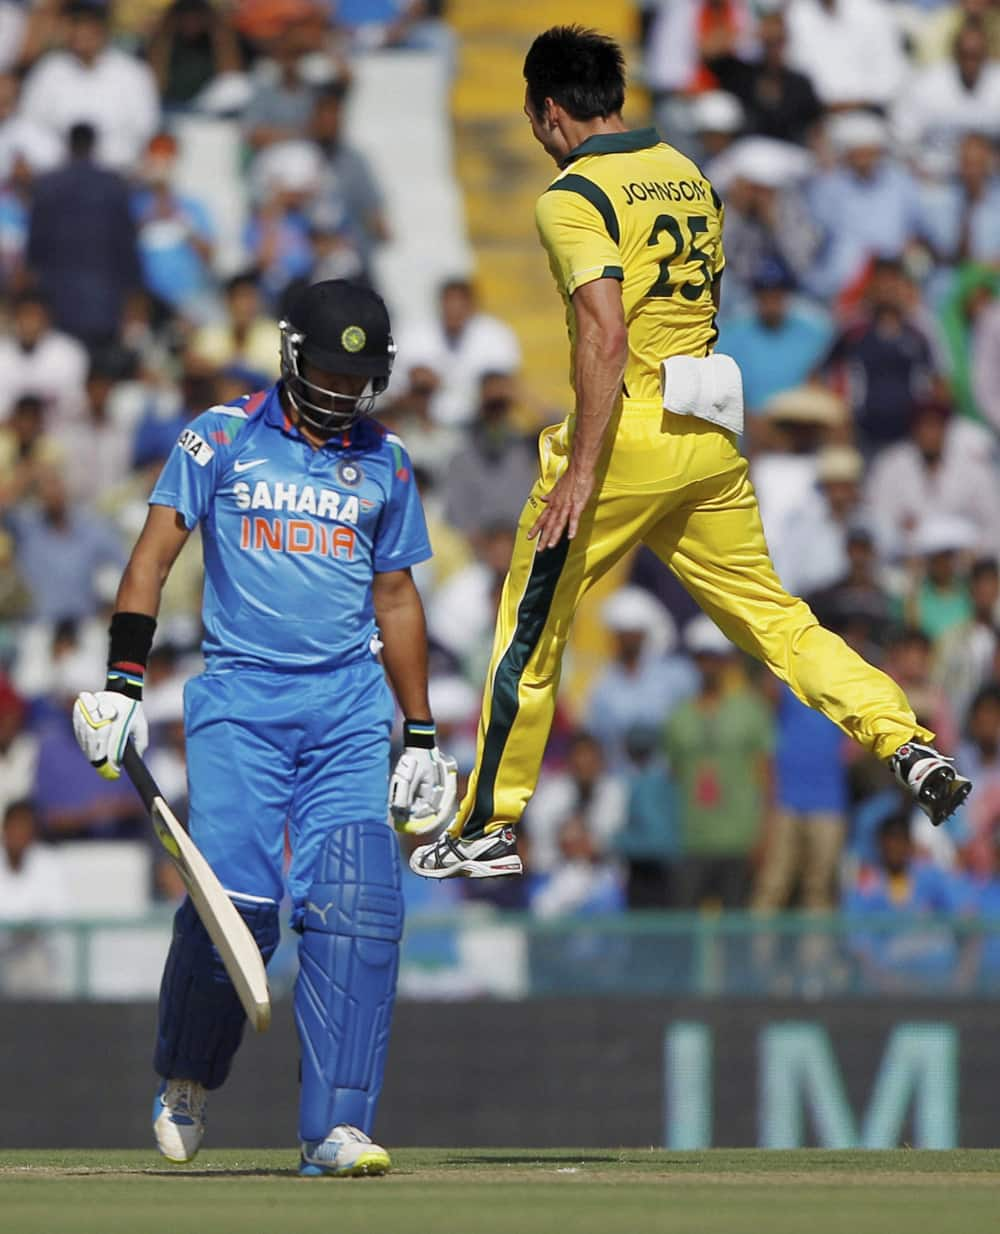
[72,690,149,780]
[390,722,458,836]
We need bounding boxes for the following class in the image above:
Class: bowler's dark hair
[524,25,626,121]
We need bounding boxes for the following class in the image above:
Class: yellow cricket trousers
[452,401,932,840]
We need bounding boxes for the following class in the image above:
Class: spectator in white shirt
[972,290,1000,432]
[0,799,66,922]
[18,0,159,172]
[866,398,1000,560]
[893,20,1000,173]
[751,384,850,548]
[0,2,27,73]
[59,349,137,506]
[0,289,88,426]
[529,812,626,919]
[771,445,869,596]
[524,731,628,878]
[0,70,61,184]
[400,279,521,428]
[427,523,514,674]
[0,799,70,996]
[784,0,907,109]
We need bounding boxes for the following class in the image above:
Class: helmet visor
[280,325,383,434]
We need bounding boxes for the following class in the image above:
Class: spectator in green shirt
[666,616,774,909]
[899,514,975,642]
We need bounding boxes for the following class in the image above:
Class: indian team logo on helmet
[337,459,363,488]
[341,325,366,353]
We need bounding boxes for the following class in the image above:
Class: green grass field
[1,1149,997,1234]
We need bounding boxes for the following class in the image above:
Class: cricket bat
[122,742,271,1032]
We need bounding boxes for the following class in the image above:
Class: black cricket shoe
[410,826,523,879]
[889,741,973,825]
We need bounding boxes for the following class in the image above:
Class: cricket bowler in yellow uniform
[412,25,972,880]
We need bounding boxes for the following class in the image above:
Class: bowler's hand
[528,462,595,551]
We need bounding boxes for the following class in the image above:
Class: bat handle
[122,740,162,813]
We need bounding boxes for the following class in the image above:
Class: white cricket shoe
[889,740,973,826]
[410,825,523,879]
[299,1125,391,1177]
[153,1078,207,1163]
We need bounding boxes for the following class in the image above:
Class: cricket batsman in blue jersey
[71,280,457,1176]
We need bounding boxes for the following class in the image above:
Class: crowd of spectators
[1,0,1000,995]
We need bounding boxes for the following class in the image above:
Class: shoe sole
[927,774,973,826]
[299,1149,391,1178]
[156,1145,201,1164]
[409,852,524,879]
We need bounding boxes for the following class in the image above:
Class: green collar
[560,126,661,168]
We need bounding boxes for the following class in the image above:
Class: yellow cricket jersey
[535,127,725,403]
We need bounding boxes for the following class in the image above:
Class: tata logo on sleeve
[178,429,215,467]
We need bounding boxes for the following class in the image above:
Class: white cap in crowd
[912,514,978,557]
[827,110,889,155]
[684,614,734,657]
[601,586,677,655]
[252,139,323,200]
[709,136,815,192]
[690,90,745,134]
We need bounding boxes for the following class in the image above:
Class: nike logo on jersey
[233,458,268,473]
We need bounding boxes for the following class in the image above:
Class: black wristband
[106,611,157,701]
[403,719,436,749]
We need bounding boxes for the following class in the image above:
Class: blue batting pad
[295,820,404,1142]
[154,894,280,1089]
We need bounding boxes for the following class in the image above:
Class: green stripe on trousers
[463,536,571,838]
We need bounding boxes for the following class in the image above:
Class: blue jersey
[150,385,431,672]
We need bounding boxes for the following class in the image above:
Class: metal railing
[2,910,999,1000]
